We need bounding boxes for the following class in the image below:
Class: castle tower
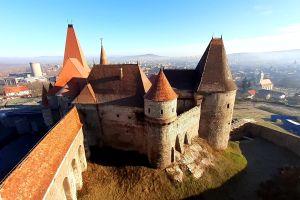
[195,38,237,150]
[63,24,88,68]
[100,38,108,65]
[144,69,178,168]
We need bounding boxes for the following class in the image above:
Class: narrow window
[172,108,174,112]
[148,108,150,114]
[161,110,163,115]
[227,103,230,109]
[117,114,120,118]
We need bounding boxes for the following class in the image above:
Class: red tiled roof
[48,58,90,95]
[48,24,90,96]
[144,69,177,101]
[85,64,151,107]
[195,38,237,93]
[0,107,82,200]
[74,83,97,104]
[248,89,256,96]
[63,24,88,68]
[3,86,29,95]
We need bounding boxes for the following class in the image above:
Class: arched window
[175,135,182,153]
[78,145,86,169]
[171,147,175,162]
[63,177,73,200]
[184,134,189,145]
[71,159,80,189]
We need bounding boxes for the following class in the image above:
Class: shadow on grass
[183,169,247,200]
[89,146,151,167]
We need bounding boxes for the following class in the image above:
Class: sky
[0,0,300,57]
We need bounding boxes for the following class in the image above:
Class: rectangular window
[161,110,163,115]
[148,108,150,113]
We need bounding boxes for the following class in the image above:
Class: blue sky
[0,0,300,56]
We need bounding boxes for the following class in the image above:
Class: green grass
[78,141,247,200]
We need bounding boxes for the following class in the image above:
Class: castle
[43,24,237,169]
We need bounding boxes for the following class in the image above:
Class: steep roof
[164,69,197,90]
[0,107,82,200]
[84,64,151,107]
[48,58,90,95]
[42,83,52,106]
[74,83,97,104]
[63,24,88,67]
[195,38,237,93]
[85,64,151,107]
[145,69,177,101]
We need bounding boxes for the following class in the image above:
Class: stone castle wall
[99,105,148,154]
[199,90,236,149]
[144,99,177,123]
[43,128,87,200]
[147,106,201,168]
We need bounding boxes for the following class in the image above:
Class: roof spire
[100,38,108,65]
[63,24,88,67]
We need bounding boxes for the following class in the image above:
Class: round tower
[30,62,43,77]
[196,38,237,150]
[144,69,178,168]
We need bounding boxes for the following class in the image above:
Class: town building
[257,71,273,90]
[42,24,237,168]
[3,85,31,97]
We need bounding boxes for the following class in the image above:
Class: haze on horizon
[1,0,300,57]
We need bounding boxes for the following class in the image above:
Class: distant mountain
[1,49,300,69]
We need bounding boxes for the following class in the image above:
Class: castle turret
[144,69,178,168]
[195,38,237,150]
[144,69,178,124]
[100,38,108,65]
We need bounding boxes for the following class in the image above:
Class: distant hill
[1,49,300,69]
[228,49,300,65]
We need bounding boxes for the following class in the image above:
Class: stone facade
[199,90,236,149]
[43,128,87,200]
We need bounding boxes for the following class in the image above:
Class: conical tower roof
[195,37,237,93]
[100,39,108,65]
[145,69,177,101]
[63,24,88,67]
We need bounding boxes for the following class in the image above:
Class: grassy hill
[78,140,247,200]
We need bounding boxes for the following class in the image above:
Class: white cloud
[159,23,300,56]
[225,23,300,53]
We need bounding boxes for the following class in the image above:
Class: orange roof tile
[48,58,90,95]
[3,86,29,95]
[144,69,177,101]
[0,107,82,200]
[63,24,88,68]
